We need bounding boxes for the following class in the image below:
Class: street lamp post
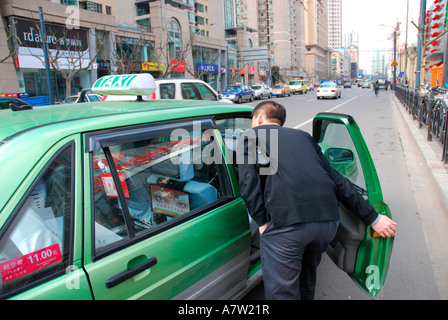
[380,23,400,90]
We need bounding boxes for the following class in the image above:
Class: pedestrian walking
[237,100,397,300]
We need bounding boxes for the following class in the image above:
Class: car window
[181,83,200,100]
[87,95,101,102]
[225,85,241,92]
[159,83,175,99]
[317,120,366,190]
[63,97,78,104]
[215,116,252,177]
[0,100,12,110]
[91,120,231,253]
[0,144,73,298]
[195,83,217,101]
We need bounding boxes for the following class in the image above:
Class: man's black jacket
[237,125,379,228]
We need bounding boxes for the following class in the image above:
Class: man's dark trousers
[260,220,339,300]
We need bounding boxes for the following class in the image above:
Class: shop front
[13,17,92,102]
[195,63,219,90]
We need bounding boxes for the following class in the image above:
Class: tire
[238,96,242,104]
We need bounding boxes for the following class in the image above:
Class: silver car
[316,82,342,99]
[251,84,272,100]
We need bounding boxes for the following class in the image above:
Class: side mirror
[327,147,354,163]
[9,102,32,111]
[218,94,223,100]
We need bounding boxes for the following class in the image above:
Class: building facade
[0,0,317,99]
[305,0,330,84]
[328,0,341,49]
[1,0,117,101]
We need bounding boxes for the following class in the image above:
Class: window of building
[168,19,182,60]
[80,1,103,13]
[136,3,150,16]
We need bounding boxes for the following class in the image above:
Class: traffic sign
[391,60,398,67]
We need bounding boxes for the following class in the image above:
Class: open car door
[312,113,394,298]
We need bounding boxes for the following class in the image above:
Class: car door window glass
[159,83,175,99]
[92,122,231,252]
[215,117,252,179]
[181,83,200,100]
[0,145,73,298]
[317,120,366,190]
[195,83,217,101]
[0,100,12,110]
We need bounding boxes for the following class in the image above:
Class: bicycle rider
[373,80,380,96]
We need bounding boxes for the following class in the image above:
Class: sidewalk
[392,93,448,214]
[392,92,448,299]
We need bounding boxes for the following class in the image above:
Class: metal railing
[395,85,448,163]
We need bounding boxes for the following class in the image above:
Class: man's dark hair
[251,100,286,126]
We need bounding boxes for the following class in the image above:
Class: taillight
[317,90,320,92]
[331,90,335,92]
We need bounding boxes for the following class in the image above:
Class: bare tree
[113,34,153,75]
[0,21,21,64]
[152,32,192,78]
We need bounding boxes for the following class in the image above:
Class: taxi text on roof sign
[93,74,137,88]
[92,74,157,96]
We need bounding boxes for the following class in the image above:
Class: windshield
[320,84,335,88]
[225,86,242,92]
[251,86,262,89]
[273,85,284,89]
[290,81,302,85]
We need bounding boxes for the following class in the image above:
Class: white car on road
[316,82,341,99]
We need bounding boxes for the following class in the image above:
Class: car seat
[147,160,218,212]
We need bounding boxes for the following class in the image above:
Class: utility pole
[415,0,427,89]
[38,7,54,105]
[393,26,397,90]
[404,0,409,86]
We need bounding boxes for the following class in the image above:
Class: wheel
[250,95,254,102]
[238,96,242,104]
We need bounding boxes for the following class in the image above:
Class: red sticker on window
[101,173,130,198]
[0,244,62,283]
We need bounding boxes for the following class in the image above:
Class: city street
[243,86,448,300]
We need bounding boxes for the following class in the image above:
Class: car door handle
[105,256,157,289]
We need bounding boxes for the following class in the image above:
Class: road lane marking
[293,96,359,129]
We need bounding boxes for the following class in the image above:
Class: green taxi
[0,74,393,299]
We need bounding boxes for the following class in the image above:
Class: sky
[342,0,424,74]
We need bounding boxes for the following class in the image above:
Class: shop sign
[15,18,88,52]
[196,63,219,73]
[248,66,255,75]
[97,60,111,69]
[142,62,164,72]
[169,59,186,72]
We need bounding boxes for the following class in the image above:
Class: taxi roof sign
[92,74,156,96]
